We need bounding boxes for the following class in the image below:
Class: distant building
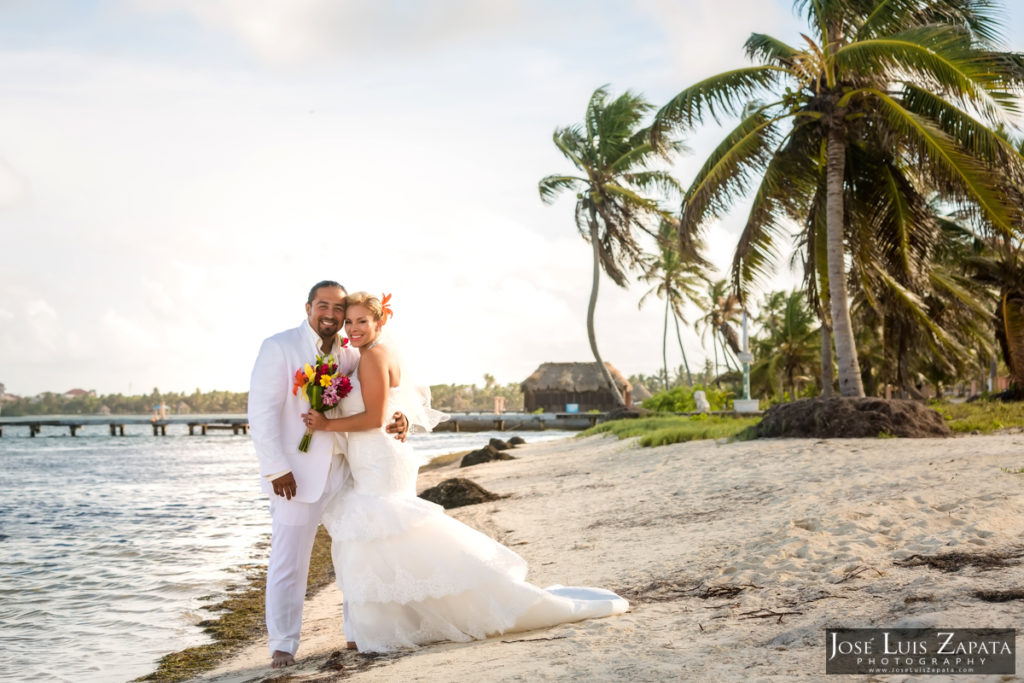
[521,362,631,413]
[63,388,96,399]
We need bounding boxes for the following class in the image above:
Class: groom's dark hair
[307,280,347,304]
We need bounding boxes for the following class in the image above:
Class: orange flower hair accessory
[380,293,394,325]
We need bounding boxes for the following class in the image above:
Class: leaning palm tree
[652,0,1024,397]
[639,218,709,388]
[540,86,683,406]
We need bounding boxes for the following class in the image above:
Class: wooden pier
[0,412,607,438]
[0,416,250,438]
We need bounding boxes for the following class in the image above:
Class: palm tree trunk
[661,297,670,391]
[672,311,693,385]
[711,336,720,387]
[825,126,865,397]
[720,339,738,372]
[586,208,626,407]
[819,322,835,397]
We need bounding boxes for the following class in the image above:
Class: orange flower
[292,369,307,396]
[380,293,393,324]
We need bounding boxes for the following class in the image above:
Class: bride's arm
[306,348,389,433]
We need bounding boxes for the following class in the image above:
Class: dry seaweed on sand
[418,477,508,509]
[138,527,336,683]
[893,547,1024,572]
[617,576,760,604]
[974,589,1024,602]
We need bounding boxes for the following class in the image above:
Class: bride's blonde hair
[345,291,385,321]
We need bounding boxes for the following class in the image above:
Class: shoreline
[139,526,337,683]
[138,446,481,682]
[157,432,1024,680]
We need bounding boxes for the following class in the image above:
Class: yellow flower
[304,363,315,380]
[319,374,332,388]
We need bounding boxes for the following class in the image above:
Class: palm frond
[538,175,585,204]
[622,170,684,199]
[650,66,788,145]
[836,26,1016,119]
[843,87,1017,236]
[734,124,823,293]
[551,127,588,174]
[744,33,800,66]
[680,109,788,242]
[899,84,1023,166]
[869,262,966,360]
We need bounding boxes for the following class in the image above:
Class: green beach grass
[584,400,1024,447]
[138,526,336,683]
[579,415,760,447]
[931,399,1024,434]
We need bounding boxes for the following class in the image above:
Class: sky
[2,0,1024,397]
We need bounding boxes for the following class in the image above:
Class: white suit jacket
[248,321,360,504]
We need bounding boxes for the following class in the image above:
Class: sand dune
[194,433,1024,681]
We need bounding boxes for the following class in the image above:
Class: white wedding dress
[321,372,629,653]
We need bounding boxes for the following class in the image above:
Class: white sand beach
[193,433,1024,682]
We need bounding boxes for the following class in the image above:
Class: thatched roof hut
[632,382,653,401]
[520,362,631,413]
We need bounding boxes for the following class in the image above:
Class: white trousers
[266,457,350,655]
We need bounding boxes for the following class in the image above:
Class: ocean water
[0,421,573,682]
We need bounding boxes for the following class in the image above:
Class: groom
[248,280,408,668]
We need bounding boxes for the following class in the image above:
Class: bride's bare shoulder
[366,344,401,385]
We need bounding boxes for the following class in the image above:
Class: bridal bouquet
[292,353,353,452]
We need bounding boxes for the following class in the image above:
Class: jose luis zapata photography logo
[826,628,1015,675]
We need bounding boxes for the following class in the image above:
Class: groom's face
[306,286,347,340]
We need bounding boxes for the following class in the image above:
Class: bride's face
[344,304,382,348]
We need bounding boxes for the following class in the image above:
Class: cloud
[129,0,541,64]
[0,158,28,206]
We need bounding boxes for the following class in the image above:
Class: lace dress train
[321,376,628,653]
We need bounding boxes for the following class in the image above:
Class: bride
[304,291,628,653]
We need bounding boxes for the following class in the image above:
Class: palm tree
[750,290,820,400]
[540,86,683,406]
[639,218,709,389]
[697,279,744,383]
[959,134,1024,396]
[652,0,1024,398]
[794,141,998,396]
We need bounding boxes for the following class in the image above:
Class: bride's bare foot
[346,641,358,651]
[271,650,295,668]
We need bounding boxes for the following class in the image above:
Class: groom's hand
[386,412,409,442]
[272,472,297,500]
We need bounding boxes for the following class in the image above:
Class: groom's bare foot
[346,641,358,651]
[271,650,295,668]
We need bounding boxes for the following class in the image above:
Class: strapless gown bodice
[336,374,418,497]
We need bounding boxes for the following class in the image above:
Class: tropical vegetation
[651,0,1024,399]
[638,218,709,389]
